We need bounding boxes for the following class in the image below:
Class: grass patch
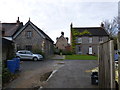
[65,55,98,60]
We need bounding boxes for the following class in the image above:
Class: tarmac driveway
[43,60,98,88]
[5,59,98,88]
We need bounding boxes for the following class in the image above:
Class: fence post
[109,40,115,88]
[118,31,120,90]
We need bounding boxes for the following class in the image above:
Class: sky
[0,0,119,43]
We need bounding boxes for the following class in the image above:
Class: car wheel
[33,57,38,61]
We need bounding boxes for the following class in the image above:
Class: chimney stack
[66,37,69,42]
[16,17,20,24]
[61,32,64,36]
[70,22,73,29]
[101,22,104,28]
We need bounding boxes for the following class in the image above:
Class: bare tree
[103,17,118,37]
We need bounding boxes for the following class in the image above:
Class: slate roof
[72,27,109,36]
[29,21,54,43]
[2,22,23,37]
[13,20,54,43]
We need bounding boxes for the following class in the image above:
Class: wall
[75,36,109,55]
[56,36,68,50]
[14,24,54,56]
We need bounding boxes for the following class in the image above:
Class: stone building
[2,18,54,56]
[70,23,109,55]
[55,32,70,51]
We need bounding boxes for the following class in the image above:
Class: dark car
[91,71,98,85]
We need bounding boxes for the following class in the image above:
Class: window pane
[19,51,25,54]
[26,31,32,38]
[89,37,92,43]
[78,38,82,43]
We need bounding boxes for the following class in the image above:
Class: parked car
[16,50,43,61]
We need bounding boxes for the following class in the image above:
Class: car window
[19,51,26,54]
[26,51,32,54]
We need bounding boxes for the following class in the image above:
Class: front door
[89,47,92,54]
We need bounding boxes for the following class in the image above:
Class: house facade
[70,23,109,55]
[55,32,70,51]
[2,18,54,56]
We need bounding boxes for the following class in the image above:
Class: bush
[2,61,18,85]
[2,62,14,85]
[2,67,13,84]
[32,49,45,58]
[62,51,73,55]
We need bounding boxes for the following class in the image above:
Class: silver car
[16,50,43,61]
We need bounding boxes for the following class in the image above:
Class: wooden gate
[98,40,115,88]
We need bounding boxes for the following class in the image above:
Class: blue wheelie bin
[7,60,16,73]
[12,58,20,71]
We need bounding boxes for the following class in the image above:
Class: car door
[19,51,27,59]
[25,51,33,59]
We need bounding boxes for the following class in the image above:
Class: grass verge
[65,55,98,60]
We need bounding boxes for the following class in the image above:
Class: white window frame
[77,37,82,43]
[89,37,92,43]
[26,31,32,38]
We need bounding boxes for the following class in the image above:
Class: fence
[118,32,120,90]
[98,40,115,88]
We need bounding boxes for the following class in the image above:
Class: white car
[16,50,43,61]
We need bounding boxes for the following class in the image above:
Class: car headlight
[39,55,43,58]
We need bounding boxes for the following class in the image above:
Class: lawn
[65,55,98,60]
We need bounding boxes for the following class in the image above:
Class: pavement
[4,55,98,89]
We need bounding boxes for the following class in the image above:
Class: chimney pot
[101,22,104,27]
[17,17,20,23]
[61,32,64,36]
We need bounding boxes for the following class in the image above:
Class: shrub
[2,62,14,85]
[62,51,73,55]
[2,61,18,85]
[32,49,45,58]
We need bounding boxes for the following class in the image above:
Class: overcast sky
[0,0,119,43]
